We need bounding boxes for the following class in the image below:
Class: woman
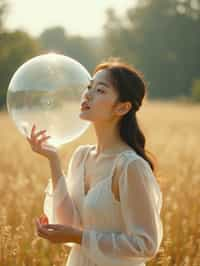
[27,58,163,266]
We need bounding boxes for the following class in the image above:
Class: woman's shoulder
[120,150,160,191]
[71,144,91,163]
[120,149,143,163]
[73,144,91,154]
[67,144,91,174]
[119,149,152,174]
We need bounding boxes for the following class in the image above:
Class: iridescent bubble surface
[7,53,91,147]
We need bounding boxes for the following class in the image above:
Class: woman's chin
[79,112,91,121]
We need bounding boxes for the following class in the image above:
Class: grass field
[0,100,200,266]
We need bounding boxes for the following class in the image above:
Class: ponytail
[119,109,156,172]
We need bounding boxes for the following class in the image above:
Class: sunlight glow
[6,0,137,37]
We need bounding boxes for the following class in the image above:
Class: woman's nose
[84,89,92,100]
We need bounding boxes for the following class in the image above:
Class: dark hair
[94,57,158,176]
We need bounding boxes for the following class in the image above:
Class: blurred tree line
[103,0,200,99]
[0,0,40,108]
[0,0,200,109]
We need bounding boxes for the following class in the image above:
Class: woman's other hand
[35,218,82,244]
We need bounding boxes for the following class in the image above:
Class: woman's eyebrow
[92,81,109,87]
[89,78,109,88]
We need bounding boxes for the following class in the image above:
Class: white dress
[44,144,163,266]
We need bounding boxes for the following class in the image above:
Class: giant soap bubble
[7,53,92,147]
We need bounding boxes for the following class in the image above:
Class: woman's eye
[97,88,104,93]
[96,85,105,92]
[87,85,104,93]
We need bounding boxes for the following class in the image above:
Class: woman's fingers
[31,124,36,139]
[34,129,47,139]
[27,126,57,159]
[42,224,60,230]
[37,135,51,146]
[39,214,49,225]
[30,124,46,140]
[29,124,49,147]
[37,227,50,238]
[32,129,47,144]
[35,219,50,237]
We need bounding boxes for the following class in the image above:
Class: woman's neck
[91,121,130,156]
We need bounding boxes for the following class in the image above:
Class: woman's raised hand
[26,124,58,160]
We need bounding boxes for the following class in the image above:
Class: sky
[5,0,137,37]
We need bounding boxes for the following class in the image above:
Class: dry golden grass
[0,100,200,266]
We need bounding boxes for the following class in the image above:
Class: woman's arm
[48,154,64,189]
[46,155,75,226]
[43,145,86,228]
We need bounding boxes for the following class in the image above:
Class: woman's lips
[80,102,91,111]
[80,105,90,111]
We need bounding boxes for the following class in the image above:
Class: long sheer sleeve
[81,158,163,265]
[43,145,85,229]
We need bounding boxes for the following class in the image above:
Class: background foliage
[0,0,200,109]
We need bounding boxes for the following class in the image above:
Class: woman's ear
[115,102,132,116]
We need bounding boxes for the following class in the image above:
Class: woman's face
[79,69,121,123]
